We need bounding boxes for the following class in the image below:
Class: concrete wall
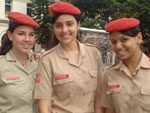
[0,0,6,20]
[0,0,28,41]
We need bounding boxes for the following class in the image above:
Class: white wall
[12,0,27,13]
[0,0,28,42]
[0,0,5,20]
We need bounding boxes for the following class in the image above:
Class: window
[27,3,32,16]
[5,0,12,14]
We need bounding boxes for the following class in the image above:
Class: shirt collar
[139,53,150,69]
[5,50,31,62]
[56,40,86,59]
[5,50,17,62]
[114,53,150,70]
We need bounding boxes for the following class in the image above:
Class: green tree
[29,0,55,47]
[71,0,150,54]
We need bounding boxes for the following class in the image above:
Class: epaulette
[84,43,101,51]
[40,47,55,60]
[0,55,5,60]
[106,61,120,70]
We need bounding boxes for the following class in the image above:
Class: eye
[55,23,62,28]
[29,33,35,37]
[66,22,73,27]
[111,40,117,45]
[18,32,24,35]
[121,37,128,43]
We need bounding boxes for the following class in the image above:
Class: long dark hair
[0,23,21,55]
[47,13,80,49]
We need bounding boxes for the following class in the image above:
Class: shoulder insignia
[40,47,55,59]
[0,55,5,60]
[84,43,101,51]
[84,43,96,47]
[107,61,120,70]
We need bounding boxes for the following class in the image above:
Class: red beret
[7,12,39,28]
[48,2,81,16]
[105,18,140,32]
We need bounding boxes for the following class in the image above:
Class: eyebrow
[17,31,35,33]
[111,35,126,40]
[55,20,74,24]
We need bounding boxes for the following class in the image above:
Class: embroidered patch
[108,84,120,89]
[55,74,69,80]
[35,73,40,83]
[6,76,20,80]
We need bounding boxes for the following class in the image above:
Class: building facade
[0,0,30,46]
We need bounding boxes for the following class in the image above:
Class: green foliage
[29,0,54,46]
[71,0,150,54]
[29,0,150,53]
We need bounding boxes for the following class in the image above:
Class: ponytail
[0,23,20,55]
[0,33,12,55]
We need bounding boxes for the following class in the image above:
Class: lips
[22,44,31,49]
[117,50,128,57]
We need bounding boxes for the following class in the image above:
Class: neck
[61,40,79,52]
[123,50,142,69]
[12,49,28,64]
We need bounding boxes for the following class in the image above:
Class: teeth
[117,50,127,56]
[23,44,30,49]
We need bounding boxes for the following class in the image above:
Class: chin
[118,55,129,60]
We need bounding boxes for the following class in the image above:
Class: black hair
[51,13,80,25]
[47,13,80,49]
[0,22,22,55]
[120,26,141,37]
[111,26,143,51]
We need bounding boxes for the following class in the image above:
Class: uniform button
[83,92,86,95]
[130,94,133,98]
[84,105,87,108]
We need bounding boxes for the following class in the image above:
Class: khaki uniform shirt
[101,53,150,113]
[34,42,104,113]
[0,50,38,113]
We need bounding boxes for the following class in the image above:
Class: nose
[24,35,30,41]
[115,42,123,49]
[62,25,68,33]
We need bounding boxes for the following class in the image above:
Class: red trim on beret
[48,2,81,16]
[7,12,39,28]
[105,18,140,32]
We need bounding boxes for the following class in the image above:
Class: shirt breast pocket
[88,70,98,91]
[106,84,126,109]
[53,74,76,99]
[0,72,24,86]
[141,87,150,112]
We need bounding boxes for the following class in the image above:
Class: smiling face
[110,31,142,61]
[8,25,35,55]
[53,14,80,46]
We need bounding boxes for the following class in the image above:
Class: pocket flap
[53,74,74,85]
[142,104,150,111]
[106,84,121,94]
[2,75,24,84]
[89,70,97,77]
[141,87,150,95]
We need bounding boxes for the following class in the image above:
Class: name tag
[6,76,20,80]
[35,73,40,83]
[55,74,69,80]
[108,84,120,89]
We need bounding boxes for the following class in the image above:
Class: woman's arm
[38,99,51,113]
[105,108,115,113]
[95,89,105,113]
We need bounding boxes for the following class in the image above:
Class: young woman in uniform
[34,2,104,113]
[101,18,150,113]
[0,12,39,113]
